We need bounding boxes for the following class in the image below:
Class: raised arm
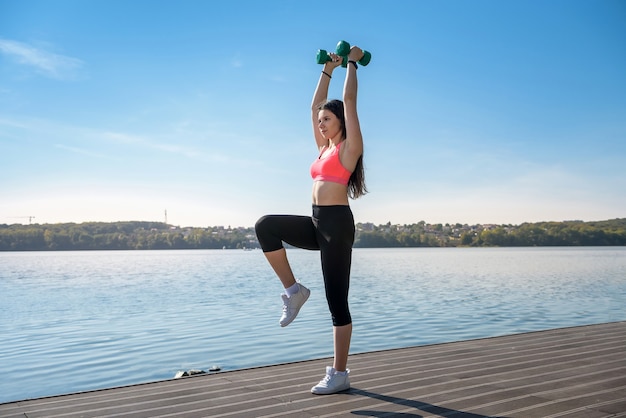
[340,46,364,170]
[312,54,342,150]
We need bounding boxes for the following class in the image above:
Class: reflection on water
[1,247,624,402]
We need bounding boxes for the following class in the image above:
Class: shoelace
[282,295,298,312]
[319,373,333,386]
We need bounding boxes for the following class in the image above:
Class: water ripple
[1,247,625,403]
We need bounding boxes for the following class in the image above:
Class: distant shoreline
[1,218,625,251]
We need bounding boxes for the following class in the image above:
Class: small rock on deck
[1,321,625,417]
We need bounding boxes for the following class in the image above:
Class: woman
[255,45,367,395]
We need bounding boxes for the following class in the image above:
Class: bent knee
[255,215,283,252]
[254,215,270,233]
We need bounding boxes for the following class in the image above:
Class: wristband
[348,60,358,69]
[322,71,332,79]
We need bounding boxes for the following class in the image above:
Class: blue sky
[1,0,625,227]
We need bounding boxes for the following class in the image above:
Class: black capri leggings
[255,205,355,326]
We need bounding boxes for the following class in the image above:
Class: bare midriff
[312,181,349,206]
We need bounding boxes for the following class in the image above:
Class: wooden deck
[1,321,625,418]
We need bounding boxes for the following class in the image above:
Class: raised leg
[262,248,297,289]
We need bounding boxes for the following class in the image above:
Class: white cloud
[0,38,84,79]
[102,131,211,160]
[54,144,113,160]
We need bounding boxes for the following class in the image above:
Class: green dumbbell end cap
[341,55,348,67]
[316,49,330,64]
[336,40,350,56]
[359,51,372,66]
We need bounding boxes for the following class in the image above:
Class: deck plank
[1,321,624,417]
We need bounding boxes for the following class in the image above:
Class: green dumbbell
[316,49,348,66]
[335,40,372,67]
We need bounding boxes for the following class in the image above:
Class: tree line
[0,222,253,251]
[0,218,624,251]
[357,218,626,247]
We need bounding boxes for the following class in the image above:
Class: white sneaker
[311,366,350,395]
[279,283,310,327]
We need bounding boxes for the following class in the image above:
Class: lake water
[1,247,625,403]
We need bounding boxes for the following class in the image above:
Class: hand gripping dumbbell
[335,40,372,67]
[316,49,348,67]
[316,40,372,67]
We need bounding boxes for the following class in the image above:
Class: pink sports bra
[310,142,352,186]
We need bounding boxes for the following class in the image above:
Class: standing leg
[311,205,355,395]
[316,207,354,372]
[333,323,352,371]
[323,244,353,373]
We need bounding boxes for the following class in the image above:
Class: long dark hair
[318,99,367,199]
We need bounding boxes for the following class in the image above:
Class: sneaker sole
[311,384,350,395]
